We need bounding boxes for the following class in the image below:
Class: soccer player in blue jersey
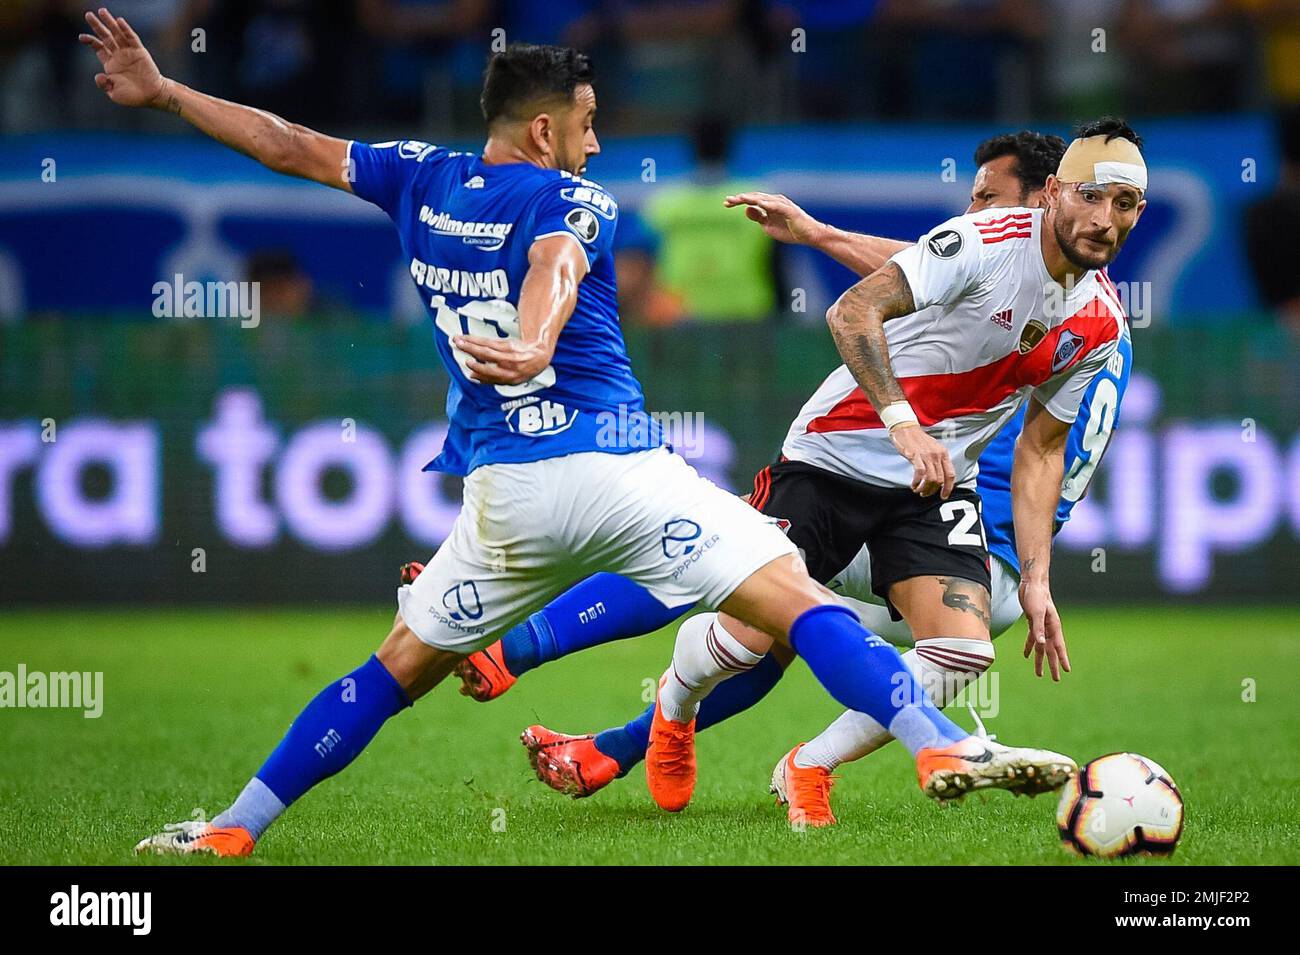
[436,131,1133,823]
[81,9,1075,857]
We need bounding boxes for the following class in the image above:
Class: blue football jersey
[349,140,660,475]
[978,323,1132,574]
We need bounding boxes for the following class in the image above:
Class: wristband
[880,401,919,433]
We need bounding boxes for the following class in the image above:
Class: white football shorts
[397,447,798,653]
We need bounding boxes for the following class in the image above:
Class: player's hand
[1019,579,1070,681]
[723,192,824,246]
[889,424,955,499]
[453,334,553,386]
[79,8,168,109]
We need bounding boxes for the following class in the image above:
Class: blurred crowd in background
[6,0,1300,131]
[2,0,1300,331]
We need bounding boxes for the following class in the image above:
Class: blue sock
[216,655,411,839]
[790,604,966,755]
[594,653,787,774]
[500,573,692,674]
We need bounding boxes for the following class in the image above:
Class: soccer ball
[1056,753,1184,858]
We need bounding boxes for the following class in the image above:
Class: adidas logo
[464,175,485,189]
[990,308,1013,329]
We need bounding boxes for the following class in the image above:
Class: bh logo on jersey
[560,186,618,219]
[504,399,578,437]
[442,580,483,622]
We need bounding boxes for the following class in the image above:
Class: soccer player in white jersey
[638,122,1146,814]
[450,132,1121,816]
[434,132,1083,811]
[79,8,1074,857]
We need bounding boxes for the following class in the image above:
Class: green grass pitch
[1,606,1297,865]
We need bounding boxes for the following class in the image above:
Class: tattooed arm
[80,8,351,190]
[825,262,957,498]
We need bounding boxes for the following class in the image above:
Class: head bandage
[1057,135,1147,192]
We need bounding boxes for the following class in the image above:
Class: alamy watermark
[0,665,103,718]
[596,405,706,459]
[49,885,150,935]
[152,274,260,327]
[891,667,999,718]
[1043,274,1153,327]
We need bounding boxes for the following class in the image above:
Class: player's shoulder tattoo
[838,261,916,322]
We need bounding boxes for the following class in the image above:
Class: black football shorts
[748,456,992,619]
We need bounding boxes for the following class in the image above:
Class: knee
[376,618,461,700]
[769,641,797,668]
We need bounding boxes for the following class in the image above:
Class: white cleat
[917,710,1075,801]
[134,820,255,857]
[918,736,1076,801]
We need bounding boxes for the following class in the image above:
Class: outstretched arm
[825,262,956,498]
[1012,397,1071,681]
[80,7,351,190]
[724,192,909,277]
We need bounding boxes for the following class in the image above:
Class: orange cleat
[916,734,1076,802]
[521,725,621,798]
[455,641,517,701]
[770,744,838,828]
[399,561,425,585]
[134,821,255,858]
[645,676,697,812]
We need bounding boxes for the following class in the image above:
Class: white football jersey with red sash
[783,207,1125,489]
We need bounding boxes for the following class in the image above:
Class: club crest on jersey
[565,207,600,244]
[1018,319,1048,354]
[1051,329,1085,372]
[927,229,963,258]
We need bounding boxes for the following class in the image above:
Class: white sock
[658,613,764,723]
[794,637,995,770]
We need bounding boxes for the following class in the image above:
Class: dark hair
[1072,116,1144,151]
[247,249,303,284]
[480,44,593,126]
[1276,105,1300,166]
[973,130,1068,199]
[691,114,732,164]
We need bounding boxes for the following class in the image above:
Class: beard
[1054,215,1125,271]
